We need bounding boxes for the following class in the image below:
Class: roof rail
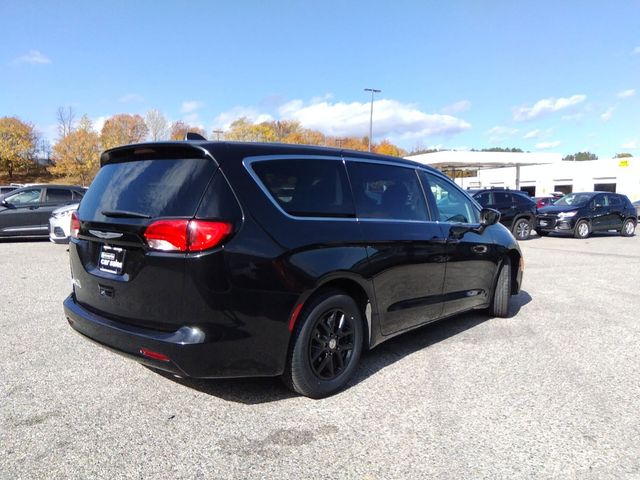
[184,132,207,141]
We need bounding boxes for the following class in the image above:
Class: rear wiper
[101,210,151,219]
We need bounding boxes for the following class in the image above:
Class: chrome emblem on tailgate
[89,230,123,239]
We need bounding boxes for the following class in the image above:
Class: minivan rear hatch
[71,144,219,331]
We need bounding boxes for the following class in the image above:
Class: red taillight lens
[188,220,232,251]
[143,220,232,252]
[144,220,189,251]
[70,211,80,239]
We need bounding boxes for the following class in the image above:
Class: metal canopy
[405,151,562,190]
[405,151,562,169]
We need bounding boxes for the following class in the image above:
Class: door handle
[471,245,488,254]
[28,206,39,210]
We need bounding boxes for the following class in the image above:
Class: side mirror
[1,199,11,208]
[480,208,500,227]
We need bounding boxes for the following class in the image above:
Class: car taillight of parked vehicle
[143,219,232,252]
[70,211,80,239]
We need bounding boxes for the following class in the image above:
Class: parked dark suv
[0,184,86,238]
[471,189,536,240]
[536,192,637,238]
[63,141,524,398]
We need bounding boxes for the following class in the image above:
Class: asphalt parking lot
[1,234,639,479]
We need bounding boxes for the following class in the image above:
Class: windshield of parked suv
[78,158,217,220]
[554,193,593,207]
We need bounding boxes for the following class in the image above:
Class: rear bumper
[63,294,284,378]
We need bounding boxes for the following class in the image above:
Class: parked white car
[49,203,79,243]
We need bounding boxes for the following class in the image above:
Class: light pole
[364,88,381,152]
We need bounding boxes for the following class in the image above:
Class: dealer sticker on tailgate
[99,245,125,275]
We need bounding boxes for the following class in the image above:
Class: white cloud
[632,46,640,55]
[213,106,274,130]
[12,49,52,65]
[524,129,541,139]
[617,89,636,98]
[561,113,584,121]
[535,140,561,149]
[621,140,637,149]
[277,99,471,139]
[513,94,586,121]
[600,107,615,122]
[181,100,203,114]
[486,126,518,143]
[119,93,144,103]
[441,100,472,114]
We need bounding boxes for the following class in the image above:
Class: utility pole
[212,129,224,141]
[364,88,381,152]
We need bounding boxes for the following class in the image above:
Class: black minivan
[64,141,524,398]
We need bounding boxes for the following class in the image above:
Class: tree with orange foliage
[0,116,38,180]
[374,139,407,157]
[50,116,100,185]
[100,114,149,150]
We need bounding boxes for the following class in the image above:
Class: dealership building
[406,151,640,202]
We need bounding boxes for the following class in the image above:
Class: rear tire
[512,218,532,240]
[621,219,636,237]
[282,289,363,398]
[574,220,590,239]
[490,259,511,318]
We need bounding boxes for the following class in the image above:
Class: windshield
[553,193,593,207]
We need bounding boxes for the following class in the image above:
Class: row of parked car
[468,187,639,240]
[0,183,85,242]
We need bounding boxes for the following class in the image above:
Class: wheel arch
[289,276,374,351]
[507,249,522,295]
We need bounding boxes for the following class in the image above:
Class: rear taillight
[70,211,80,239]
[143,219,232,252]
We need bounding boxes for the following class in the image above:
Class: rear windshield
[79,158,217,220]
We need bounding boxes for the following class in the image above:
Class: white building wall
[458,158,640,201]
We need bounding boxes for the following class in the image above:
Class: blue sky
[1,1,639,157]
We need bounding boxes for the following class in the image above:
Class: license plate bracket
[98,245,126,275]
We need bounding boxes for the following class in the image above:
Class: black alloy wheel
[283,289,363,398]
[309,308,355,380]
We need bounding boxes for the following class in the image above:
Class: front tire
[490,258,511,318]
[621,219,636,237]
[512,218,532,240]
[574,220,590,239]
[283,290,363,398]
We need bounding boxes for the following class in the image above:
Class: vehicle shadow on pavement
[152,290,532,404]
[0,238,50,243]
[350,290,532,389]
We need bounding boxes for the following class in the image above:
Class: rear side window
[607,195,621,206]
[493,192,512,207]
[251,159,354,218]
[79,158,217,220]
[347,162,428,221]
[46,188,73,203]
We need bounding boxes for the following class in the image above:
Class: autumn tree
[224,118,277,142]
[169,121,206,140]
[0,116,38,180]
[374,139,407,157]
[145,109,169,141]
[56,106,76,138]
[50,115,100,185]
[562,151,598,161]
[100,113,149,150]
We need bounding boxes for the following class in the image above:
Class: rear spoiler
[101,142,217,167]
